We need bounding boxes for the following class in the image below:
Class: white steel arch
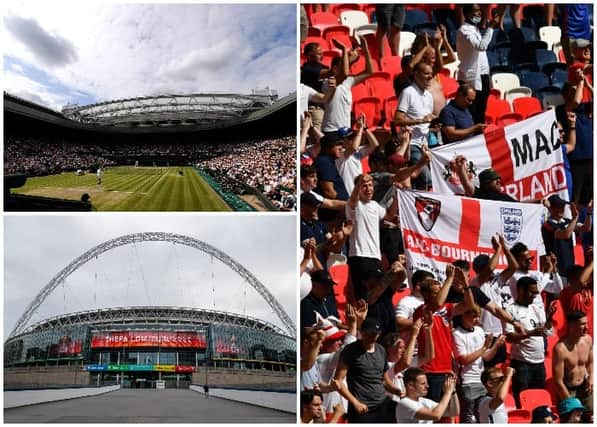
[9,232,295,339]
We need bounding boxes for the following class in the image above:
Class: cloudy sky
[4,215,297,338]
[3,3,296,111]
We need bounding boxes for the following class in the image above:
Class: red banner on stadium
[91,331,206,349]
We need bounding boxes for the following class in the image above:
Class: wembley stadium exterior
[4,233,296,389]
[4,306,295,389]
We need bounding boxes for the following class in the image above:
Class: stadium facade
[4,232,296,389]
[4,306,296,389]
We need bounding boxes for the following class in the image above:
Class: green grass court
[13,166,231,211]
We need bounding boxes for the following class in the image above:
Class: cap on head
[479,168,500,184]
[531,405,557,422]
[313,312,346,341]
[573,38,592,49]
[547,194,568,208]
[301,192,323,207]
[337,127,353,139]
[557,397,586,415]
[361,317,382,335]
[388,153,407,168]
[310,269,336,287]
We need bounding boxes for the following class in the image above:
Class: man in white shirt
[453,305,505,422]
[456,4,503,124]
[392,62,435,190]
[470,234,520,367]
[395,367,456,423]
[322,39,374,134]
[335,115,379,195]
[346,174,397,301]
[395,269,431,366]
[505,276,555,407]
[506,242,563,311]
[477,366,515,423]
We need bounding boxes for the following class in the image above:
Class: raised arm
[454,155,475,196]
[435,264,456,308]
[352,38,374,86]
[395,318,424,372]
[487,367,514,410]
[413,376,456,421]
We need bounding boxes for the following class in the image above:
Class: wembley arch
[9,232,295,339]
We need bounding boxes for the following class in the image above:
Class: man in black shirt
[334,318,402,423]
[300,270,340,328]
[301,42,333,130]
[458,167,518,202]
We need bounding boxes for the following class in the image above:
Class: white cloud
[3,3,296,109]
[4,216,297,338]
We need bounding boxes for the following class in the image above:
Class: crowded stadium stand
[300,3,593,424]
[4,90,296,211]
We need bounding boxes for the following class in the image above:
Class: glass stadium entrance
[87,330,204,388]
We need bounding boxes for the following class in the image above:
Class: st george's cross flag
[398,190,546,281]
[430,109,568,202]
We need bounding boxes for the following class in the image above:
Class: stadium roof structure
[12,306,286,338]
[4,90,295,134]
[62,89,278,127]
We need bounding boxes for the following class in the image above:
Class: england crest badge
[500,207,523,244]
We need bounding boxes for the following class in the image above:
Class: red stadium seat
[485,97,512,124]
[519,389,553,411]
[380,55,403,79]
[512,96,543,119]
[496,112,524,127]
[322,25,353,51]
[349,54,380,75]
[353,97,382,129]
[361,156,371,174]
[508,409,532,423]
[320,50,340,68]
[351,83,371,103]
[550,299,567,337]
[307,26,322,37]
[331,3,361,17]
[383,96,398,129]
[504,392,517,410]
[329,263,349,319]
[301,36,329,52]
[310,12,340,33]
[439,74,459,98]
[484,124,500,134]
[359,33,391,62]
[366,72,393,99]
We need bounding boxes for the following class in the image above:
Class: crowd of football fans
[300,3,593,424]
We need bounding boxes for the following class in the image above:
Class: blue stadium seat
[542,62,567,77]
[520,71,551,96]
[550,69,568,89]
[512,63,540,75]
[535,49,558,69]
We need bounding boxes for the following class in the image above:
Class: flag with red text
[398,190,545,280]
[430,110,568,202]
